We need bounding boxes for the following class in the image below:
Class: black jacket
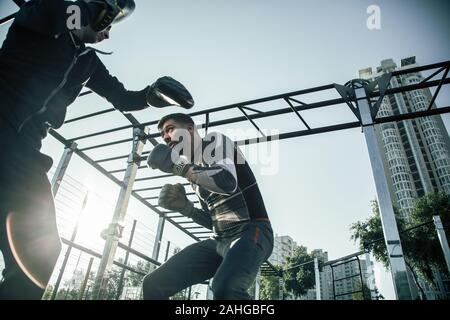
[0,0,148,136]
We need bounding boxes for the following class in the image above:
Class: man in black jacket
[0,0,194,299]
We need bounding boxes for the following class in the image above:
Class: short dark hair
[157,113,195,130]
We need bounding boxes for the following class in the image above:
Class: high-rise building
[359,57,450,299]
[359,56,450,219]
[268,234,298,267]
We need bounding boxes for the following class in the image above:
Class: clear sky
[1,0,449,299]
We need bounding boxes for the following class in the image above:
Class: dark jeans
[0,116,60,300]
[143,220,274,300]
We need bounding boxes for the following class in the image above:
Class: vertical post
[51,191,88,300]
[364,250,376,300]
[355,84,413,300]
[278,276,284,300]
[79,257,94,300]
[254,270,261,300]
[115,219,138,300]
[51,141,77,196]
[92,127,149,299]
[164,240,171,262]
[187,286,192,300]
[152,215,166,265]
[314,258,321,300]
[433,215,450,274]
[355,256,366,300]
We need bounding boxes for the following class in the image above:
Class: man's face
[159,119,194,150]
[79,25,111,44]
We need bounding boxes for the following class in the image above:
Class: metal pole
[187,286,192,300]
[314,258,321,300]
[278,277,284,300]
[164,240,171,262]
[115,219,137,300]
[92,127,149,299]
[50,191,88,300]
[433,215,450,274]
[152,215,166,266]
[355,84,413,300]
[79,257,94,300]
[364,251,376,300]
[51,141,77,196]
[254,270,261,300]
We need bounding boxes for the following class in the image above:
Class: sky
[1,0,449,300]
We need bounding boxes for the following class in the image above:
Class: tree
[406,192,450,285]
[259,274,282,300]
[350,192,450,299]
[284,246,316,298]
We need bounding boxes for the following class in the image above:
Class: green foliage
[284,246,316,298]
[350,192,450,294]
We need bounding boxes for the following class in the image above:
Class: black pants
[0,117,60,300]
[143,220,273,300]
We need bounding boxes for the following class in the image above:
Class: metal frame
[2,2,450,300]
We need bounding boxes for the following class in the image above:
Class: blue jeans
[143,220,274,300]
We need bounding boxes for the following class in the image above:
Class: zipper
[17,33,94,133]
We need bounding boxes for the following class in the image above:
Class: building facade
[359,56,450,299]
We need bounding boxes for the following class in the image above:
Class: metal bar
[314,258,321,300]
[189,231,213,235]
[92,127,149,299]
[79,137,134,152]
[329,257,358,269]
[78,90,93,97]
[95,154,129,163]
[143,192,195,200]
[285,259,315,270]
[108,165,147,175]
[356,85,413,300]
[133,182,190,192]
[116,242,161,267]
[59,238,145,275]
[51,192,88,300]
[51,141,77,195]
[205,113,210,135]
[55,61,450,144]
[64,75,450,145]
[284,97,311,130]
[356,256,366,300]
[238,106,266,137]
[331,265,336,300]
[241,106,265,114]
[323,252,366,267]
[64,108,115,124]
[135,174,174,181]
[0,13,16,26]
[287,97,308,106]
[420,67,446,84]
[427,67,449,111]
[115,219,137,300]
[164,241,171,262]
[78,257,93,300]
[152,215,165,265]
[433,216,450,274]
[334,274,361,282]
[70,124,133,141]
[334,290,364,298]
